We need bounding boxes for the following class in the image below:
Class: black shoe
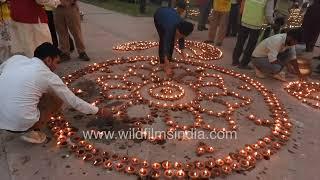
[78,52,90,61]
[59,53,71,63]
[238,65,253,70]
[204,40,214,44]
[313,56,320,60]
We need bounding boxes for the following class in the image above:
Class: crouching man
[251,29,302,81]
[0,43,111,144]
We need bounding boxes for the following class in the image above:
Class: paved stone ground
[1,2,320,180]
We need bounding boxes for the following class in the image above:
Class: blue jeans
[251,49,294,75]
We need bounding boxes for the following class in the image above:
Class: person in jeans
[0,43,111,144]
[205,0,232,46]
[153,7,194,76]
[54,0,90,62]
[232,0,274,69]
[251,29,301,81]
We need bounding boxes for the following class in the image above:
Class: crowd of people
[0,0,319,144]
[194,0,319,80]
[0,0,90,64]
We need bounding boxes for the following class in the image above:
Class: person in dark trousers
[302,0,320,52]
[232,0,274,69]
[153,7,194,76]
[197,0,211,31]
[226,0,240,36]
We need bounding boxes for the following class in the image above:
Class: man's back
[154,7,181,29]
[0,55,50,131]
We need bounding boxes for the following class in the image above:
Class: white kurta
[0,55,98,131]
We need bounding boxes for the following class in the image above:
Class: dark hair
[177,21,194,36]
[286,28,302,41]
[34,42,62,60]
[176,0,187,9]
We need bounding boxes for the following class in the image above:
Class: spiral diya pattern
[149,81,185,101]
[49,51,293,178]
[285,81,320,109]
[113,40,223,61]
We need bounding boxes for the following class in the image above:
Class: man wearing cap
[0,43,111,144]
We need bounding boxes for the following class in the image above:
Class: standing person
[197,0,211,31]
[0,0,11,63]
[302,0,320,52]
[54,0,90,62]
[153,7,194,76]
[232,0,275,69]
[9,0,60,58]
[251,29,301,81]
[0,43,112,144]
[205,0,232,46]
[45,6,75,51]
[226,0,241,36]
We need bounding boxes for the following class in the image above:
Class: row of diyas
[285,81,320,109]
[113,40,223,61]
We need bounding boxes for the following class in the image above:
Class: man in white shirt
[251,29,301,81]
[0,43,111,143]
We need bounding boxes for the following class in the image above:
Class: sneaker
[60,53,71,63]
[253,66,266,78]
[78,52,90,61]
[20,130,47,144]
[273,73,287,82]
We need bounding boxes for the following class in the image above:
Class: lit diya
[152,162,161,170]
[188,170,200,179]
[125,166,136,174]
[104,160,113,170]
[176,169,186,179]
[164,169,174,179]
[93,157,103,166]
[82,153,94,161]
[115,162,125,171]
[138,167,149,177]
[162,161,172,170]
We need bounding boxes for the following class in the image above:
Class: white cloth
[10,21,52,58]
[36,0,61,8]
[0,55,98,131]
[252,33,296,62]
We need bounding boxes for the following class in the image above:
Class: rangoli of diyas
[285,81,320,109]
[49,42,292,179]
[113,40,223,61]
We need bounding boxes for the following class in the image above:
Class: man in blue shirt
[154,7,194,76]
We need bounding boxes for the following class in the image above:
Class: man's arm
[35,0,60,8]
[47,73,99,115]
